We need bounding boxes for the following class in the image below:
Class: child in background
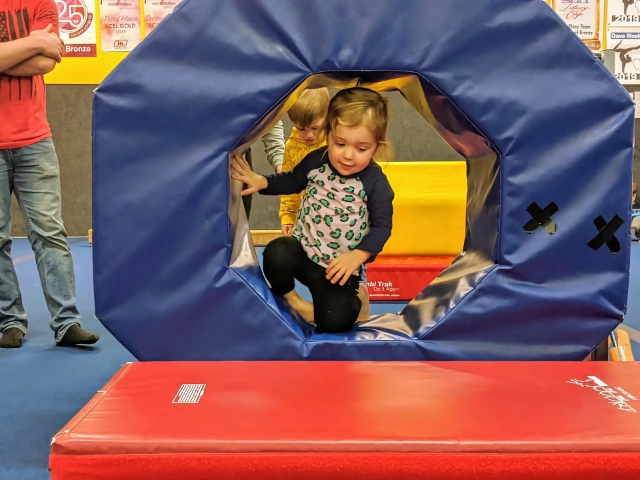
[280,88,330,236]
[232,87,394,333]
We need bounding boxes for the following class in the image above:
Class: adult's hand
[31,24,64,62]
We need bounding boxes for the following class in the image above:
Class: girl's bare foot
[284,290,315,325]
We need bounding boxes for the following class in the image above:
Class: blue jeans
[0,138,81,341]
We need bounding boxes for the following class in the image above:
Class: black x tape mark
[523,202,558,234]
[587,215,624,254]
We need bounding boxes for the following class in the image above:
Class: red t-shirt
[0,0,59,149]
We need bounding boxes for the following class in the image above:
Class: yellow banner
[46,0,144,84]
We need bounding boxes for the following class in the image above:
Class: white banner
[55,0,97,57]
[607,0,640,27]
[99,0,142,52]
[551,0,602,50]
[606,28,640,84]
[144,0,181,34]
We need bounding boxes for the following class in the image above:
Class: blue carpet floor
[0,239,134,479]
[0,238,639,479]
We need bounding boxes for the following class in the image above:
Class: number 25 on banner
[55,0,97,57]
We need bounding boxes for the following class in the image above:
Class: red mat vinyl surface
[366,256,454,300]
[50,361,640,479]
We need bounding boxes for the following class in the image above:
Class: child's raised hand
[326,250,371,285]
[231,154,268,195]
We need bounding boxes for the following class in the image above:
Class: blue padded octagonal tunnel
[91,0,634,361]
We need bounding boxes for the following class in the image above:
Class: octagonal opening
[228,72,499,341]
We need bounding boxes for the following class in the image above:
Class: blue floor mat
[0,239,134,480]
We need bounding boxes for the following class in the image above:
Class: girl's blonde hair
[325,87,392,160]
[288,88,330,128]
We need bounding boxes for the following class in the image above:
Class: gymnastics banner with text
[144,0,181,34]
[55,0,97,57]
[607,0,640,27]
[606,28,640,84]
[551,0,603,50]
[100,0,142,52]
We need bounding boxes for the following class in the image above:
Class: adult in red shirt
[0,0,98,348]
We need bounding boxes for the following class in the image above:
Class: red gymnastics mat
[366,256,455,300]
[50,361,640,480]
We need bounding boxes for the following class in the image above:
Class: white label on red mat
[367,280,400,297]
[567,376,637,413]
[172,384,206,404]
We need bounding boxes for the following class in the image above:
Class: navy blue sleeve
[356,164,394,261]
[260,148,325,196]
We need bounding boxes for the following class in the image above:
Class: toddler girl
[232,87,394,333]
